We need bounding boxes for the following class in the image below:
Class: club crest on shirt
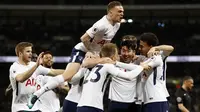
[177,97,182,102]
[93,28,97,32]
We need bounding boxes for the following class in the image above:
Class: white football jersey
[78,64,143,110]
[65,68,90,103]
[75,15,120,53]
[109,63,139,103]
[143,55,167,104]
[9,61,50,112]
[36,75,60,112]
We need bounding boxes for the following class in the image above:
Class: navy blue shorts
[108,100,134,112]
[69,48,86,64]
[77,106,103,112]
[144,101,169,112]
[63,100,78,112]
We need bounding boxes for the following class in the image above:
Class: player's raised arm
[147,45,174,57]
[15,52,43,82]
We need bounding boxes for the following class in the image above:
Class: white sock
[34,75,64,97]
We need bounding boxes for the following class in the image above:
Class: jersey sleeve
[160,51,168,60]
[115,61,139,70]
[70,68,89,85]
[147,55,163,68]
[86,23,105,38]
[34,65,51,76]
[175,89,183,104]
[9,64,23,79]
[106,64,144,80]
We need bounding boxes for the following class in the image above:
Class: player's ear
[19,52,23,57]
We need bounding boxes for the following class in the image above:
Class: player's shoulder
[10,61,20,70]
[93,16,110,29]
[175,88,184,96]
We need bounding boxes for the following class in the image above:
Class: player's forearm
[178,104,190,112]
[70,68,86,84]
[115,61,139,70]
[48,69,65,76]
[16,63,39,82]
[80,33,91,52]
[117,66,143,80]
[82,57,103,68]
[154,45,174,56]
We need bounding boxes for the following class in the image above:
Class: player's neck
[106,15,115,26]
[182,85,188,91]
[18,58,29,65]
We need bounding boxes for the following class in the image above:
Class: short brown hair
[15,42,33,56]
[100,43,118,58]
[107,1,122,12]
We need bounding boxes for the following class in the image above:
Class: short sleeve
[9,65,22,79]
[86,23,105,38]
[147,55,163,68]
[175,89,183,104]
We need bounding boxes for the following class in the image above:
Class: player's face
[42,54,53,68]
[186,79,194,90]
[120,46,135,63]
[20,47,32,62]
[139,40,152,56]
[110,6,124,23]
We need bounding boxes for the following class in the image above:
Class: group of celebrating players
[9,1,174,112]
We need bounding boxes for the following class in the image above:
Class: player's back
[143,55,167,104]
[78,64,112,110]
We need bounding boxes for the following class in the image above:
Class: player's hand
[36,52,44,66]
[147,47,160,57]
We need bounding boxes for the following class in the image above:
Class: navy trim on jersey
[162,56,168,81]
[79,77,84,87]
[153,68,157,85]
[16,81,18,96]
[101,74,110,92]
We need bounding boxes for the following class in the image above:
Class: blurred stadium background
[0,0,200,112]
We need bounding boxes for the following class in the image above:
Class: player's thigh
[63,100,78,112]
[63,48,85,79]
